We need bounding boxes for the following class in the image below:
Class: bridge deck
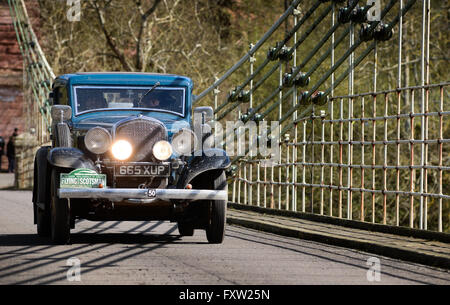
[227,204,450,270]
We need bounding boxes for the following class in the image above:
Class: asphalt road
[0,190,449,285]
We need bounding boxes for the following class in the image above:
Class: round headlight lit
[111,140,133,160]
[84,127,112,155]
[171,128,197,156]
[152,140,173,161]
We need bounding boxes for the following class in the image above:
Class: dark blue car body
[32,72,229,244]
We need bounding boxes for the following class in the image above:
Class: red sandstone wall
[0,1,25,171]
[0,3,23,83]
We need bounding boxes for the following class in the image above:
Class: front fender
[47,147,97,171]
[177,148,230,188]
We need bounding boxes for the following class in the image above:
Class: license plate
[115,164,170,177]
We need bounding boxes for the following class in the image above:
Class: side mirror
[51,105,72,123]
[193,106,214,123]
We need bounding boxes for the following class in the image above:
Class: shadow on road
[0,232,182,247]
[0,234,50,247]
[70,232,181,244]
[0,222,185,284]
[0,221,185,248]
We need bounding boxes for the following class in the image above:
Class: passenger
[81,95,107,112]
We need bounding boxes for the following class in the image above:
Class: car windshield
[74,86,185,116]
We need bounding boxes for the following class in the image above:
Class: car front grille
[114,117,167,162]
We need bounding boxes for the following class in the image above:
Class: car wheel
[37,206,51,237]
[35,154,51,237]
[177,222,194,236]
[50,169,70,244]
[205,171,227,244]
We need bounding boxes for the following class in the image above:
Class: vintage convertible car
[32,72,230,244]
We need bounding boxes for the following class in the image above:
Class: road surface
[0,190,449,285]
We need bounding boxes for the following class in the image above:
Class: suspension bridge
[0,0,448,285]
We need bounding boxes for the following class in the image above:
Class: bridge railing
[195,0,448,232]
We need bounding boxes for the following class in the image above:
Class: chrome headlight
[111,139,133,160]
[84,127,112,155]
[152,140,173,161]
[171,128,197,156]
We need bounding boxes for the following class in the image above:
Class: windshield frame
[72,85,186,117]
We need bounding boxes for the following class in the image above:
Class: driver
[143,91,169,109]
[142,92,175,111]
[146,96,161,108]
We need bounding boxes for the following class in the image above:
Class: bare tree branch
[136,0,162,71]
[88,0,133,71]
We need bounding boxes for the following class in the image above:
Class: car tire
[205,171,227,244]
[34,152,51,237]
[50,169,70,244]
[177,222,194,236]
[37,206,51,237]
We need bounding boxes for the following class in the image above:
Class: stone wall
[14,132,38,189]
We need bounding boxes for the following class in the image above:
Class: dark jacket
[6,138,14,159]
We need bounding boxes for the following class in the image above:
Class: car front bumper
[58,188,228,202]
